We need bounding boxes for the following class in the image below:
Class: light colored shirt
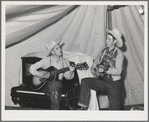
[29,56,74,80]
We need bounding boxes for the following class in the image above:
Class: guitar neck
[48,62,88,76]
[51,67,70,76]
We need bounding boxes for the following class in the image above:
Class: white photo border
[1,1,148,121]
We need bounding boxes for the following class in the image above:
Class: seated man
[76,28,124,110]
[29,39,75,110]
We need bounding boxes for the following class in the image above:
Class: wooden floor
[5,104,144,110]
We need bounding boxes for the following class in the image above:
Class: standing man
[77,28,124,110]
[29,39,75,110]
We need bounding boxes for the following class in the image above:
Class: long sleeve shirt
[92,47,124,81]
[29,56,74,80]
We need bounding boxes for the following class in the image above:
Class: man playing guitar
[29,39,75,110]
[75,28,124,110]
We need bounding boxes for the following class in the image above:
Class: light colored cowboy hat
[46,39,62,56]
[106,28,123,48]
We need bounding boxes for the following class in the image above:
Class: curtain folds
[6,5,78,48]
[5,5,144,107]
[112,5,144,105]
[6,5,107,108]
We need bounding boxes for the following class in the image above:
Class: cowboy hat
[46,39,62,56]
[106,28,123,48]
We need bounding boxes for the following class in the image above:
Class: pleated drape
[111,5,144,105]
[5,5,107,107]
[6,5,78,48]
[5,5,144,107]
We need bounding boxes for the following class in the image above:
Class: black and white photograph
[1,1,148,121]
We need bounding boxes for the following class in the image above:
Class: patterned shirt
[101,47,117,69]
[93,47,124,81]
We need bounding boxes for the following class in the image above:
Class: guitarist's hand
[91,68,96,75]
[99,68,104,73]
[69,65,75,72]
[43,72,50,79]
[59,73,64,81]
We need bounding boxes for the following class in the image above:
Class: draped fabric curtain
[6,5,107,58]
[6,5,78,48]
[111,5,144,106]
[5,5,144,108]
[5,5,107,107]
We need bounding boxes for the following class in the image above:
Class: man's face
[106,34,116,48]
[52,44,63,56]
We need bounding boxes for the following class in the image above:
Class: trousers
[43,80,62,110]
[78,77,122,110]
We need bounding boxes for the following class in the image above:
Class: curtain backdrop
[5,5,107,108]
[111,5,144,106]
[6,5,78,48]
[5,5,144,108]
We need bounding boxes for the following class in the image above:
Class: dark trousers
[43,80,62,110]
[78,77,122,110]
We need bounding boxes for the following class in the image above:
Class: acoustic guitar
[31,62,89,91]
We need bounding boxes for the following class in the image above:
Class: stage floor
[5,104,144,110]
